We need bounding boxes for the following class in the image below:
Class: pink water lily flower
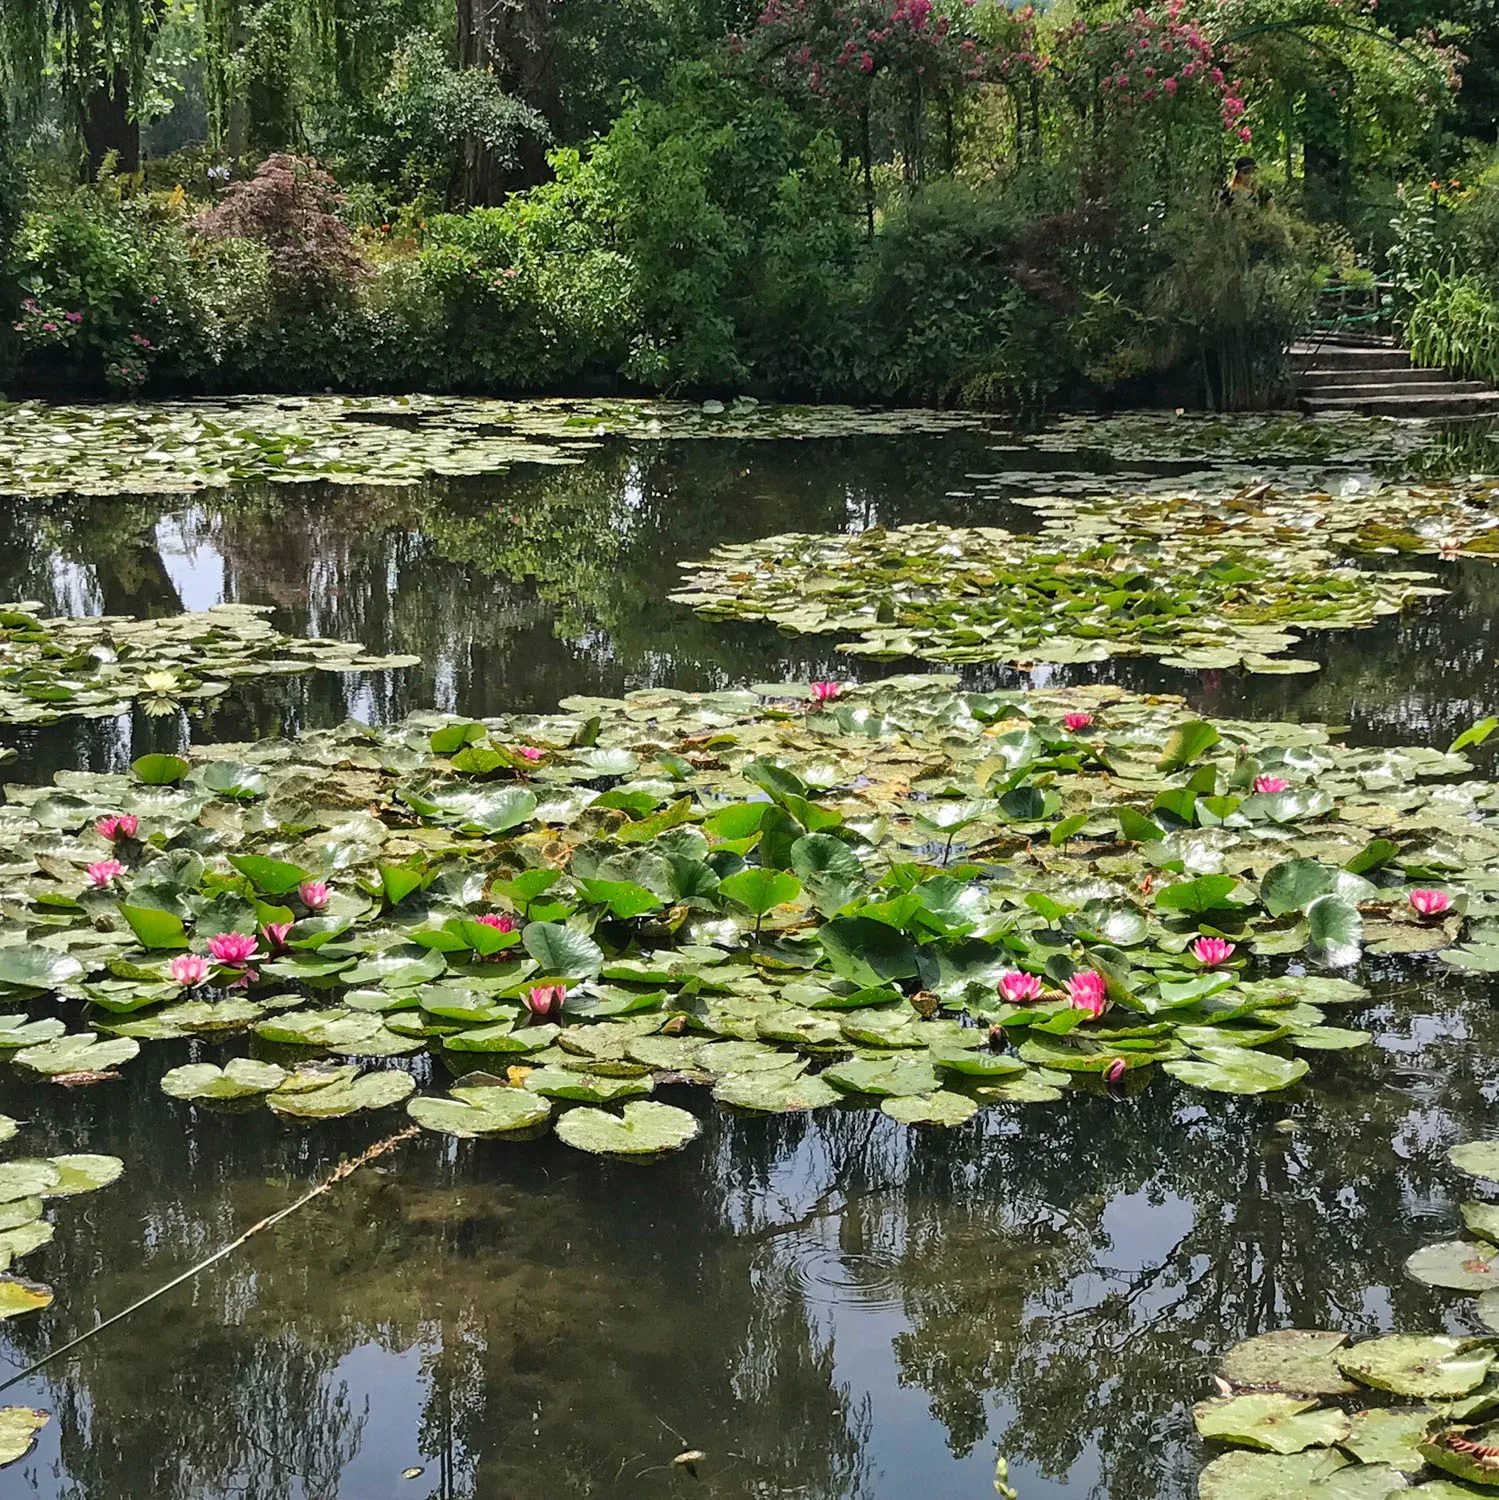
[516,746,544,763]
[1191,937,1236,967]
[1063,712,1094,732]
[95,814,139,842]
[997,970,1044,1003]
[1065,969,1108,1018]
[207,931,259,966]
[1409,888,1452,918]
[809,681,843,704]
[262,922,293,951]
[168,953,209,987]
[525,984,566,1018]
[1253,775,1290,794]
[1104,1057,1127,1083]
[87,859,126,888]
[477,913,519,933]
[298,881,330,912]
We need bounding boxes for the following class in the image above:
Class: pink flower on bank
[64,311,82,324]
[87,859,126,888]
[298,881,330,912]
[477,912,519,933]
[525,984,566,1018]
[810,681,843,704]
[1104,1057,1127,1083]
[40,321,57,333]
[168,953,209,987]
[207,931,259,966]
[998,970,1045,1003]
[516,746,544,763]
[1191,937,1236,967]
[262,922,293,951]
[1253,775,1290,794]
[1409,888,1452,918]
[1066,970,1109,1018]
[1063,712,1093,732]
[95,814,139,842]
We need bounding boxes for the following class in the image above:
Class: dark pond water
[2,418,1499,1500]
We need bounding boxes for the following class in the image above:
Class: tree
[1,0,164,177]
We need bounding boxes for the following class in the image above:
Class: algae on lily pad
[45,1154,123,1196]
[1192,1393,1351,1454]
[1343,1408,1437,1473]
[1337,1336,1494,1398]
[553,1100,701,1157]
[1450,1142,1499,1183]
[1220,1331,1359,1396]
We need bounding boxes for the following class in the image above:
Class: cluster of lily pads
[672,522,1444,673]
[1196,1142,1499,1498]
[1011,481,1499,568]
[0,1116,124,1470]
[0,602,418,727]
[0,675,1493,1153]
[0,396,980,498]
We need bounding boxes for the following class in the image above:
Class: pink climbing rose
[997,970,1045,1003]
[207,932,259,966]
[168,954,210,987]
[1253,775,1290,794]
[1409,888,1452,918]
[1066,970,1108,1018]
[1191,937,1236,967]
[87,860,126,888]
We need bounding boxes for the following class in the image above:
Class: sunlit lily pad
[1337,1336,1494,1398]
[161,1059,289,1101]
[880,1091,977,1127]
[1450,1142,1499,1183]
[0,1276,53,1319]
[0,1220,53,1272]
[0,1407,48,1467]
[1343,1408,1437,1472]
[1220,1331,1358,1396]
[267,1068,416,1118]
[553,1100,701,1157]
[1406,1241,1499,1291]
[45,1155,124,1196]
[712,1070,840,1113]
[12,1034,139,1076]
[407,1085,552,1137]
[1192,1393,1351,1454]
[1163,1048,1309,1095]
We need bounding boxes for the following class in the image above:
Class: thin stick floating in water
[0,1125,420,1394]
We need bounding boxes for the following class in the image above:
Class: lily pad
[0,1406,47,1467]
[880,1091,978,1127]
[267,1068,417,1118]
[1406,1241,1499,1292]
[553,1100,701,1157]
[1337,1336,1494,1399]
[407,1086,552,1137]
[1192,1394,1351,1454]
[1220,1331,1358,1396]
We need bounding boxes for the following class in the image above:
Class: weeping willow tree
[0,0,163,176]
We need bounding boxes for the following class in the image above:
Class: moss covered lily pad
[1220,1331,1359,1396]
[1337,1336,1494,1399]
[1193,1394,1351,1454]
[1450,1142,1499,1182]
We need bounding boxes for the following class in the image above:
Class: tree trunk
[456,0,554,203]
[82,67,140,180]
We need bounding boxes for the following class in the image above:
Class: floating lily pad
[407,1086,552,1137]
[1163,1048,1309,1095]
[880,1091,978,1127]
[1406,1241,1499,1291]
[1343,1408,1436,1472]
[713,1070,840,1113]
[821,1055,941,1098]
[1220,1331,1358,1396]
[45,1155,124,1196]
[1337,1336,1493,1398]
[0,1220,53,1272]
[12,1034,139,1076]
[1192,1393,1351,1454]
[267,1069,416,1119]
[0,1276,53,1319]
[0,1407,48,1467]
[161,1059,289,1101]
[1197,1448,1351,1500]
[553,1100,701,1157]
[1450,1143,1499,1183]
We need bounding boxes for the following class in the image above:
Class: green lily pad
[821,1055,941,1098]
[1337,1336,1494,1398]
[161,1059,289,1102]
[713,1070,840,1113]
[0,1276,53,1319]
[1197,1448,1351,1500]
[45,1154,123,1196]
[1406,1241,1499,1292]
[553,1100,701,1157]
[1343,1408,1436,1472]
[407,1086,552,1137]
[521,1067,652,1104]
[1192,1394,1351,1454]
[0,1407,47,1467]
[880,1091,978,1127]
[0,1221,53,1273]
[1450,1143,1499,1183]
[12,1033,139,1076]
[1163,1047,1309,1095]
[267,1068,417,1118]
[1220,1331,1358,1396]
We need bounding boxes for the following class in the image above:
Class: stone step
[1301,389,1499,417]
[1289,346,1413,372]
[1300,380,1491,399]
[1298,366,1456,389]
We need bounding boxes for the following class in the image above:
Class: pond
[1,409,1499,1500]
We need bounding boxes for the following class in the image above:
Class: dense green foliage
[0,0,1488,407]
